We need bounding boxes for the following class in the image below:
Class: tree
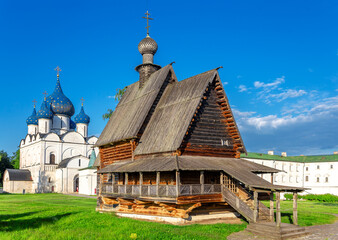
[102,87,127,120]
[11,149,20,169]
[0,150,13,186]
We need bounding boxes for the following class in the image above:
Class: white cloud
[267,89,307,102]
[254,76,285,89]
[223,82,228,85]
[107,96,114,99]
[252,76,306,103]
[238,84,249,92]
[233,95,338,155]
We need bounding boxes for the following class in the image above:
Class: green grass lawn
[0,194,246,240]
[0,194,337,240]
[262,200,338,226]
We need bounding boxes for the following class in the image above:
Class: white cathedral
[3,69,98,194]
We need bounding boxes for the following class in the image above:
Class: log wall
[99,141,136,169]
[180,79,241,158]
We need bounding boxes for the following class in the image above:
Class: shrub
[283,193,338,202]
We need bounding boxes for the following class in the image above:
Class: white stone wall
[2,171,33,193]
[52,114,70,135]
[79,169,97,195]
[19,130,98,194]
[38,119,52,134]
[243,158,338,196]
[76,123,88,137]
[28,125,38,135]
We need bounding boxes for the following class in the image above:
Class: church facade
[3,70,98,194]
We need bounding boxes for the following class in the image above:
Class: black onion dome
[46,78,75,116]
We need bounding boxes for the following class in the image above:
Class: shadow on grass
[0,211,41,221]
[0,212,74,232]
[313,202,338,207]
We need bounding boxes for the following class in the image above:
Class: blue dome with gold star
[74,106,90,124]
[46,78,75,117]
[26,108,38,125]
[37,99,53,119]
[70,119,76,129]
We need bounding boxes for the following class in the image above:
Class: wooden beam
[270,192,274,222]
[271,173,274,184]
[125,173,128,185]
[293,192,298,225]
[253,191,258,223]
[276,192,281,227]
[156,172,160,196]
[200,171,205,194]
[176,171,180,197]
[139,172,143,197]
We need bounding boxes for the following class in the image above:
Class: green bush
[302,194,338,202]
[283,193,338,202]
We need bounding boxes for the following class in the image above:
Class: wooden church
[95,13,306,235]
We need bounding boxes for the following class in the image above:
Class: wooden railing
[101,183,222,198]
[222,186,254,222]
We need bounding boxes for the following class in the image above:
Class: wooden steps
[246,222,308,240]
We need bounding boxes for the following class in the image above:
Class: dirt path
[228,215,338,240]
[63,193,97,199]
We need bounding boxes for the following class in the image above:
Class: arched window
[84,126,86,136]
[50,153,55,164]
[45,122,47,132]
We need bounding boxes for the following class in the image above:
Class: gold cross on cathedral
[142,11,153,36]
[54,66,62,78]
[80,97,85,106]
[42,91,48,99]
[32,99,37,108]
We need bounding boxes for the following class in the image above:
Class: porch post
[156,172,160,196]
[200,171,205,194]
[176,171,180,196]
[271,173,274,184]
[270,191,274,221]
[125,173,128,185]
[99,173,103,195]
[139,172,143,196]
[293,192,298,225]
[276,191,281,227]
[253,190,258,223]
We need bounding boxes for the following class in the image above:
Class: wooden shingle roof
[134,69,219,155]
[96,64,176,147]
[96,156,304,191]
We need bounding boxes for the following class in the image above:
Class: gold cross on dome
[42,91,48,99]
[80,97,85,106]
[142,11,153,36]
[54,66,62,77]
[32,99,37,108]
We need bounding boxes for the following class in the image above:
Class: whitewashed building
[242,152,338,196]
[4,70,98,194]
[78,150,99,195]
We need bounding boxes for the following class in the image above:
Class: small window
[48,177,51,183]
[50,153,55,164]
[317,165,320,170]
[61,118,63,128]
[330,165,333,169]
[325,177,329,183]
[45,122,47,131]
[305,176,309,181]
[79,159,81,167]
[316,177,320,182]
[306,167,309,171]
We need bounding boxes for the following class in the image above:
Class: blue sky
[0,0,337,156]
